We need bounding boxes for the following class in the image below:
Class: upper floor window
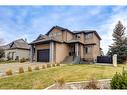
[77,34,80,38]
[75,34,80,39]
[85,33,92,39]
[56,32,62,36]
[49,32,62,37]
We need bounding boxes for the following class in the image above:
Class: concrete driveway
[0,62,47,76]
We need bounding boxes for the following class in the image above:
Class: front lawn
[0,64,124,89]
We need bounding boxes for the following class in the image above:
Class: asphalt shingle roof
[0,39,30,50]
[30,35,62,44]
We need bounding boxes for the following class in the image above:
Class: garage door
[37,49,49,62]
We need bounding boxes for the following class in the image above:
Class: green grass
[0,64,125,89]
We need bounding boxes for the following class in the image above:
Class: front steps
[62,56,81,64]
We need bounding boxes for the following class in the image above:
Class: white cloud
[0,28,4,37]
[1,6,127,53]
[0,28,10,44]
[88,6,103,16]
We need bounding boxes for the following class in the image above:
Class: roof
[35,34,49,41]
[46,26,74,35]
[46,26,101,40]
[65,39,84,45]
[65,39,97,46]
[84,43,96,46]
[66,39,82,43]
[0,39,30,50]
[30,25,101,44]
[29,36,62,45]
[0,44,10,50]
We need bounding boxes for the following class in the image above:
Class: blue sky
[0,6,127,54]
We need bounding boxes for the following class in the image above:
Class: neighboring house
[0,39,30,61]
[29,26,102,63]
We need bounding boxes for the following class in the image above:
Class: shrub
[19,67,24,74]
[52,63,56,67]
[25,58,30,61]
[42,65,46,69]
[54,76,65,88]
[34,66,39,70]
[5,69,13,75]
[32,80,43,89]
[19,58,26,63]
[110,67,127,89]
[85,78,98,89]
[47,64,51,68]
[28,66,32,72]
[56,63,60,66]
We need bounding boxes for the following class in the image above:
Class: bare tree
[0,38,4,46]
[0,38,5,59]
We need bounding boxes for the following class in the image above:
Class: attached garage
[37,49,50,62]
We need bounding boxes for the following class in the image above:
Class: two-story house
[29,26,101,63]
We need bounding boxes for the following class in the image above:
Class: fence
[97,56,112,64]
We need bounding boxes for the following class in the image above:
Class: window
[49,32,62,37]
[85,33,92,39]
[56,32,62,36]
[76,34,80,38]
[84,46,92,54]
[75,34,80,39]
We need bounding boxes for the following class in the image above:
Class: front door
[69,44,75,56]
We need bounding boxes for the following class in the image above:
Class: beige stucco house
[30,26,102,63]
[0,39,30,61]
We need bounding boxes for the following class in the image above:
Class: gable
[48,28,63,41]
[48,28,62,37]
[46,26,73,35]
[47,26,74,42]
[36,34,46,41]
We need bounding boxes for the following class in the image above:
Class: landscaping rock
[46,79,111,89]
